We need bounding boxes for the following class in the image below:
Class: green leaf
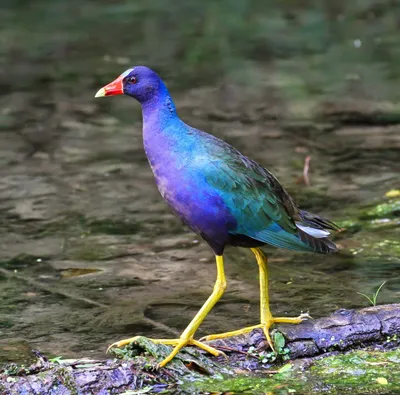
[273,331,286,351]
[49,356,64,364]
[376,377,388,385]
[278,363,293,374]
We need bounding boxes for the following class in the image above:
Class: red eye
[128,76,137,84]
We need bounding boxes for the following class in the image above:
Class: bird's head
[95,66,163,104]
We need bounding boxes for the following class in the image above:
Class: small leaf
[273,332,286,351]
[385,189,400,198]
[376,377,388,385]
[278,363,293,373]
[49,356,64,364]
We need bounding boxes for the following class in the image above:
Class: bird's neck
[141,85,192,171]
[141,82,177,127]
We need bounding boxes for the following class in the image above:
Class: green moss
[360,200,400,220]
[336,198,400,235]
[54,366,79,395]
[309,349,400,392]
[185,348,400,394]
[333,197,400,265]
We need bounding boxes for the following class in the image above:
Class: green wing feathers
[203,136,337,253]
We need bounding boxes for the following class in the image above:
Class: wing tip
[298,228,338,254]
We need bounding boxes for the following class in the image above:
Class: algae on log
[1,304,399,395]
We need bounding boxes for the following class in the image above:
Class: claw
[298,312,312,320]
[107,336,142,353]
[106,336,222,367]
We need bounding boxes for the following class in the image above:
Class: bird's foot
[107,336,222,368]
[200,313,311,352]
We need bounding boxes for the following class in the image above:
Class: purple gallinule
[95,66,338,367]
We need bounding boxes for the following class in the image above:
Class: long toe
[198,313,309,350]
[199,324,263,342]
[107,336,143,353]
[272,312,311,325]
[157,338,222,368]
[107,336,222,367]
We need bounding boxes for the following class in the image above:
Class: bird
[95,66,339,368]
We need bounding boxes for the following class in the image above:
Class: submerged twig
[296,155,311,186]
[303,155,311,186]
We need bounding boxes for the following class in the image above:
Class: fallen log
[1,304,399,395]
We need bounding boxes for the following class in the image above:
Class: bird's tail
[296,210,340,254]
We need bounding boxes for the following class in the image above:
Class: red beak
[95,75,125,98]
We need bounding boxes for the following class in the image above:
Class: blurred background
[0,0,399,363]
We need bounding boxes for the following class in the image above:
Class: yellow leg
[200,248,310,350]
[107,255,227,367]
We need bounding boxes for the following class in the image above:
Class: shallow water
[0,107,399,365]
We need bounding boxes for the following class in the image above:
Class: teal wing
[201,136,316,251]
